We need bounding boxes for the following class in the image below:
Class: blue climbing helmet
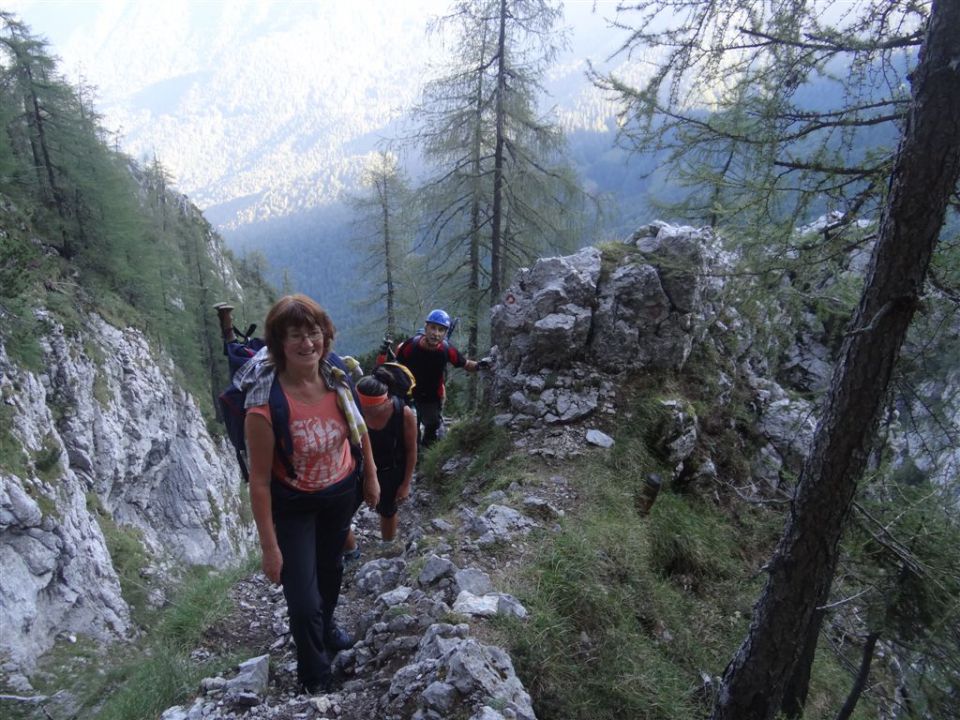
[425,309,451,329]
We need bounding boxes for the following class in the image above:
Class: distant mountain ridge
[12,0,630,230]
[8,1,673,348]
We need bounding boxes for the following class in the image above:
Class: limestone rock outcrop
[1,310,254,671]
[488,222,725,431]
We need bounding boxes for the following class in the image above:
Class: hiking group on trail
[214,295,489,696]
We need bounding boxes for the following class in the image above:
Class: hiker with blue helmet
[244,294,379,695]
[391,308,487,448]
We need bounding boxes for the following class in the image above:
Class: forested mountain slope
[3,5,959,720]
[1,14,275,675]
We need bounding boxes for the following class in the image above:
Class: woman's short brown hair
[264,294,336,372]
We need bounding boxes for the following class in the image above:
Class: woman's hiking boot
[324,623,355,652]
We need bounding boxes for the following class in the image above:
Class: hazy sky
[8,0,626,86]
[4,0,632,221]
[5,1,627,184]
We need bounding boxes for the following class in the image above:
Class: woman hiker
[242,294,379,694]
[356,374,418,542]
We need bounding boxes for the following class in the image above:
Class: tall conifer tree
[415,0,588,364]
[351,151,415,340]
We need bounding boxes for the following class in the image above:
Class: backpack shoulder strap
[391,396,404,433]
[268,375,297,479]
[390,396,405,464]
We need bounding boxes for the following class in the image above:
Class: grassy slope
[417,360,881,720]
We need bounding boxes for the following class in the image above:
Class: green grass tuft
[0,402,29,477]
[498,445,752,720]
[87,493,151,620]
[33,434,63,481]
[20,563,250,720]
[646,493,741,589]
[418,414,513,507]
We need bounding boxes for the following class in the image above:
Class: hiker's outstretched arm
[360,432,380,509]
[465,356,493,372]
[245,413,282,584]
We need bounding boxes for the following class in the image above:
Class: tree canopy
[0,12,275,420]
[597,0,935,260]
[598,2,960,717]
[412,0,590,361]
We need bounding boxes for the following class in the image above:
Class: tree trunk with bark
[711,3,960,718]
[377,174,396,339]
[489,0,507,305]
[835,632,880,720]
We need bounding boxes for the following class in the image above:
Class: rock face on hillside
[0,310,253,673]
[491,222,722,379]
[487,219,959,494]
[488,222,727,433]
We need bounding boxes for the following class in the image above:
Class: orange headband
[358,392,389,407]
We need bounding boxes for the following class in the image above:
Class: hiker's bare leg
[380,514,398,542]
[213,302,237,343]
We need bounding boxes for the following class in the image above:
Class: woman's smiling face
[283,325,324,370]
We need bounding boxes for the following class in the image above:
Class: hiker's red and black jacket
[395,335,466,402]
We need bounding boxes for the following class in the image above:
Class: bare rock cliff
[0,309,254,672]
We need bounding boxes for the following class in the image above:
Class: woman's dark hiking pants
[271,474,358,688]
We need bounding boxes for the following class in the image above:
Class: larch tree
[350,150,414,342]
[415,0,588,367]
[1,12,144,276]
[1,12,70,249]
[598,1,960,717]
[595,0,933,270]
[416,0,498,365]
[485,0,586,298]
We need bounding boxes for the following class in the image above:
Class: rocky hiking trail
[162,429,587,720]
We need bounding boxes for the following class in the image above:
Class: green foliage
[2,295,44,371]
[32,433,62,481]
[349,151,417,341]
[0,201,46,298]
[19,564,249,720]
[417,414,513,508]
[646,493,741,588]
[0,401,28,476]
[0,17,276,424]
[235,482,253,527]
[598,0,918,246]
[153,566,240,647]
[835,475,960,717]
[597,239,639,272]
[24,482,58,519]
[414,0,591,351]
[501,444,879,720]
[503,449,754,719]
[87,493,150,620]
[87,651,200,720]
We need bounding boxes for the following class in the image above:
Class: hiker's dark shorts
[375,466,405,518]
